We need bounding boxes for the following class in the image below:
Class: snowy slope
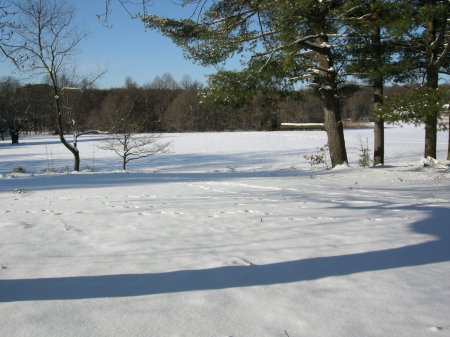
[0,125,449,337]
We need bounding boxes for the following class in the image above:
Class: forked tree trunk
[317,40,348,168]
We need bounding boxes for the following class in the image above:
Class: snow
[281,122,324,127]
[421,156,448,169]
[0,124,449,337]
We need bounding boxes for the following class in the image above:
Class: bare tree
[0,2,23,143]
[124,76,139,89]
[2,0,101,171]
[100,132,171,171]
[147,73,180,90]
[0,77,24,142]
[98,93,171,170]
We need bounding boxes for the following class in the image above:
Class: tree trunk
[424,17,439,160]
[317,40,348,167]
[10,119,20,144]
[371,23,384,166]
[123,136,128,170]
[10,130,19,144]
[373,118,384,165]
[424,110,438,160]
[373,81,384,165]
[55,96,80,171]
[322,93,348,168]
[447,124,450,160]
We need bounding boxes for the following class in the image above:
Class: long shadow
[0,136,102,148]
[0,148,318,184]
[1,148,315,176]
[1,205,449,302]
[0,166,323,193]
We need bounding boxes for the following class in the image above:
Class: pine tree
[401,0,449,159]
[346,0,449,162]
[344,0,414,166]
[142,0,353,167]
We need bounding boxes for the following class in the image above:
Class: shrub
[359,138,371,167]
[304,145,330,169]
[11,167,26,174]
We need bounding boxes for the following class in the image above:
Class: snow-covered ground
[0,125,449,337]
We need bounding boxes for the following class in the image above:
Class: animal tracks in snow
[1,178,425,242]
[230,257,255,266]
[288,216,341,221]
[429,326,444,333]
[137,210,185,216]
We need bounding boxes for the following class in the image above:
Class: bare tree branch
[98,0,152,26]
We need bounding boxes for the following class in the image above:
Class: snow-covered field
[1,125,449,337]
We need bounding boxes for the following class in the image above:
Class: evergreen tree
[344,0,413,165]
[401,0,449,159]
[142,0,356,167]
[380,85,449,163]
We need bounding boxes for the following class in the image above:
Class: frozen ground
[0,125,449,337]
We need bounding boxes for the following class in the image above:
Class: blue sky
[0,0,239,89]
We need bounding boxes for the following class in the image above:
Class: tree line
[2,73,437,139]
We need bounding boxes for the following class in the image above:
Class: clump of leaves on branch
[380,86,449,127]
[203,60,301,109]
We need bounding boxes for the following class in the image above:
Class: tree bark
[424,107,438,160]
[373,85,384,166]
[322,91,348,168]
[371,24,384,166]
[55,95,80,171]
[447,123,450,160]
[317,39,348,167]
[10,129,19,144]
[9,119,20,144]
[373,118,384,165]
[424,16,439,160]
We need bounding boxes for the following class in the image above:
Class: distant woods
[2,73,437,137]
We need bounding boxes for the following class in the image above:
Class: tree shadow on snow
[0,149,322,186]
[0,165,324,193]
[0,136,101,148]
[1,205,449,302]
